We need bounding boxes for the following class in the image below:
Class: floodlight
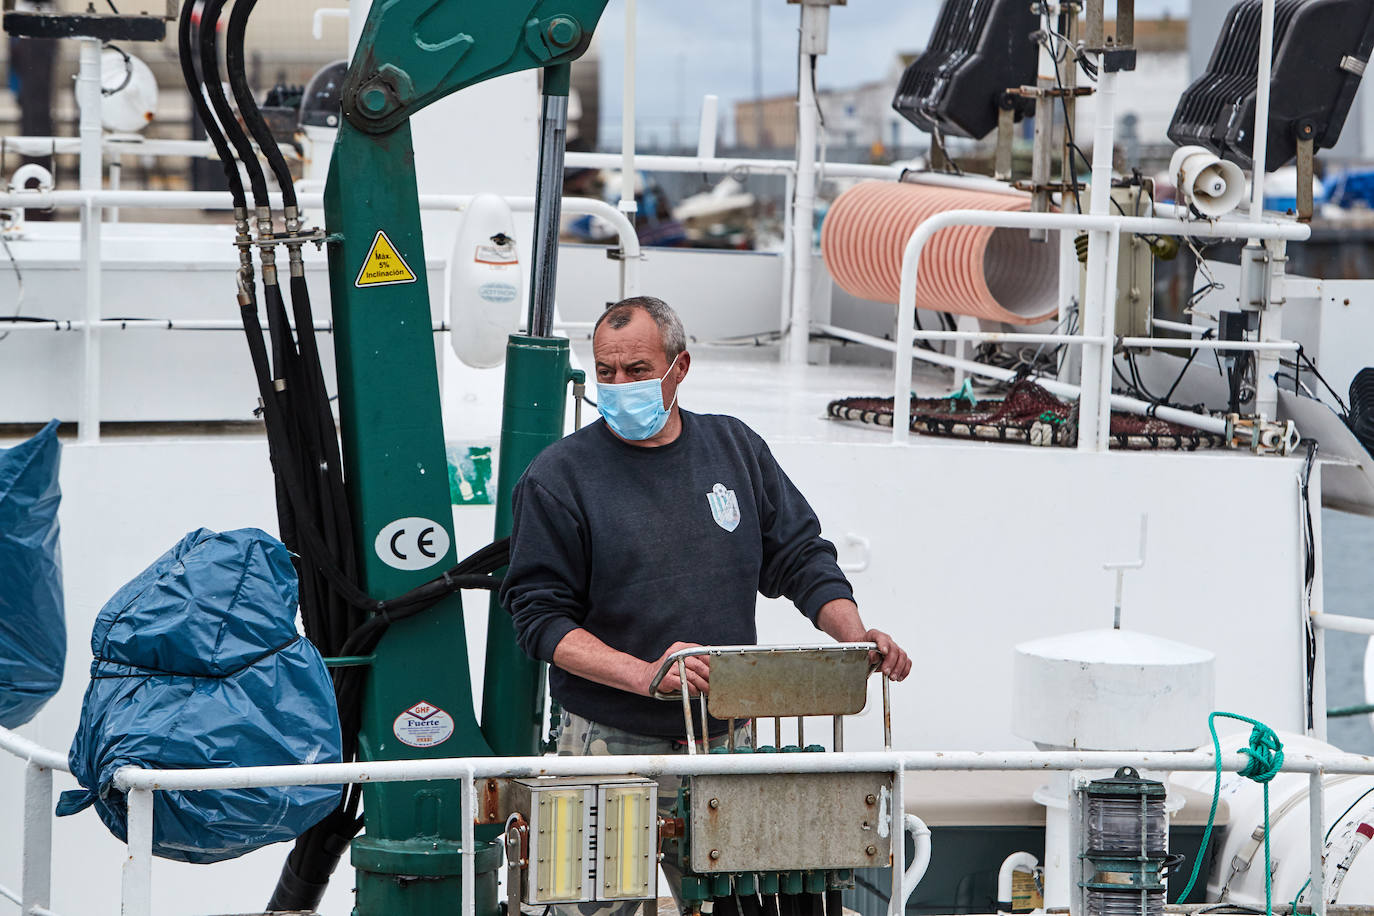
[891,0,1038,140]
[1169,0,1374,172]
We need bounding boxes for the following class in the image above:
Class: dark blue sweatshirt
[500,410,855,738]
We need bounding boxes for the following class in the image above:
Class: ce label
[374,517,451,571]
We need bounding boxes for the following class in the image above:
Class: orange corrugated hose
[820,180,1061,325]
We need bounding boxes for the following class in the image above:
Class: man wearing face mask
[500,296,911,906]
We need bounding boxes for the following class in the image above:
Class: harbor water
[1324,508,1374,752]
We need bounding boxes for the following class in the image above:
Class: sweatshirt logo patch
[707,483,740,532]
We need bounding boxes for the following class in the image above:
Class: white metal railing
[563,150,901,182]
[871,209,1311,450]
[1,738,1354,916]
[1,135,299,161]
[0,190,639,444]
[0,726,68,916]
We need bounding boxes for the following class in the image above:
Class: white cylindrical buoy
[449,194,522,368]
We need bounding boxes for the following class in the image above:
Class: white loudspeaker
[1169,145,1246,218]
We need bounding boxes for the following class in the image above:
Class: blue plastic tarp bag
[0,419,65,728]
[56,527,344,864]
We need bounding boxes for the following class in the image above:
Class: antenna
[1104,515,1148,630]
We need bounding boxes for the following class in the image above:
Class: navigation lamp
[1169,0,1374,172]
[891,0,1037,140]
[596,782,659,901]
[1080,768,1169,916]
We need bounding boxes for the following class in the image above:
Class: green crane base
[352,837,502,915]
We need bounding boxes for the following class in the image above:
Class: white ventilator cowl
[96,48,158,133]
[1012,628,1215,751]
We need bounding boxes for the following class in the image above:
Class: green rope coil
[1176,712,1285,915]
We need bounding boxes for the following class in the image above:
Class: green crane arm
[320,4,607,914]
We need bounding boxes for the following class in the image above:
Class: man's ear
[675,350,691,384]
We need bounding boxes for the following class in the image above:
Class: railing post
[461,766,476,916]
[889,759,905,916]
[1310,770,1326,916]
[22,762,53,916]
[1312,614,1328,740]
[78,198,103,444]
[122,787,154,916]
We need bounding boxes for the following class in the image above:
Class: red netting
[828,379,1226,450]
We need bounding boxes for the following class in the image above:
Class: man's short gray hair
[592,296,687,361]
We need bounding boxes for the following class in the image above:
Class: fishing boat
[3,1,1374,915]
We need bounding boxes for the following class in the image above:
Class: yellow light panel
[535,788,585,902]
[600,786,654,899]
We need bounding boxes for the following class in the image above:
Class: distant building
[734,53,922,157]
[734,19,1191,162]
[734,94,799,151]
[1074,17,1190,157]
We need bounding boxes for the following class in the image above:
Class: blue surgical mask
[597,354,681,441]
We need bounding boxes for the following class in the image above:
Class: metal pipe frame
[1311,613,1374,637]
[5,718,1358,916]
[0,191,637,443]
[816,322,1232,437]
[0,728,68,916]
[0,319,594,334]
[563,150,900,182]
[883,208,1311,447]
[1,135,300,160]
[104,748,1351,916]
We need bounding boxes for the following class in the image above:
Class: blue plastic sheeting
[0,419,65,728]
[57,528,343,864]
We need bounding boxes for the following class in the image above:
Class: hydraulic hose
[224,0,296,208]
[196,0,269,208]
[175,0,243,204]
[180,0,511,907]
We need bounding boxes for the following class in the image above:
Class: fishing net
[827,378,1227,450]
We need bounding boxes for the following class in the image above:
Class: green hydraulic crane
[322,3,608,913]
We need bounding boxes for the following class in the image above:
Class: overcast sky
[594,0,1190,147]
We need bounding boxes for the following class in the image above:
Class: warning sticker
[474,243,517,265]
[393,700,455,748]
[354,229,418,288]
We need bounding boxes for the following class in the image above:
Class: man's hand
[815,599,912,681]
[641,641,709,697]
[864,628,912,681]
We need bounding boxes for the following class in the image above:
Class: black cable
[1300,440,1319,729]
[100,44,133,97]
[176,0,245,203]
[224,0,297,206]
[1159,329,1214,406]
[1295,347,1350,416]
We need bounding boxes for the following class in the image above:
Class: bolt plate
[688,772,892,872]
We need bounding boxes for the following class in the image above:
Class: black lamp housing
[891,0,1038,141]
[1169,0,1374,172]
